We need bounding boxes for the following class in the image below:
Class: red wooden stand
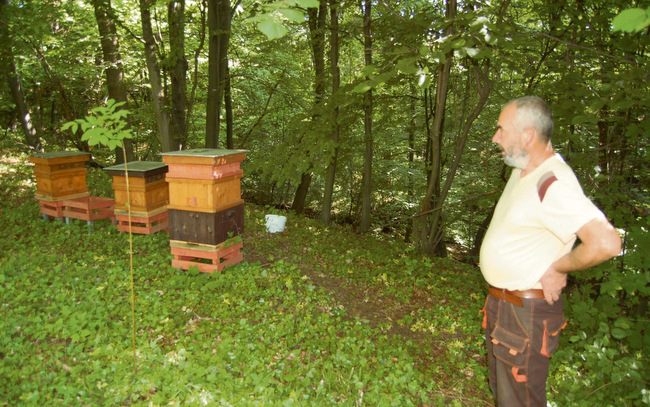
[114,207,168,235]
[170,240,243,273]
[62,197,115,230]
[38,199,66,218]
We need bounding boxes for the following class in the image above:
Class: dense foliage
[1,0,649,405]
[1,153,648,405]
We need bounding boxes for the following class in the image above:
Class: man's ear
[523,128,536,146]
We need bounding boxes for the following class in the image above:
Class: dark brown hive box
[169,203,244,245]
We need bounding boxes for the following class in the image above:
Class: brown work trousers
[481,294,567,407]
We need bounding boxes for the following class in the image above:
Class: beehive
[104,161,169,234]
[104,161,169,213]
[161,149,247,272]
[30,151,91,200]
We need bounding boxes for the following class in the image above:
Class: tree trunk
[185,0,207,148]
[206,0,231,148]
[169,0,187,150]
[321,0,340,226]
[292,2,327,214]
[5,61,43,152]
[92,0,134,163]
[140,0,174,152]
[415,0,455,257]
[359,0,373,233]
[1,0,41,151]
[225,63,234,149]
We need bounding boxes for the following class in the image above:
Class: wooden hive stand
[114,207,168,235]
[170,240,243,273]
[62,196,115,232]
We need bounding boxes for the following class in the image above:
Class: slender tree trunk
[206,0,231,148]
[321,0,340,226]
[359,0,373,233]
[292,2,327,214]
[92,0,134,164]
[405,84,417,241]
[1,0,41,151]
[415,0,456,257]
[185,0,207,149]
[169,0,187,150]
[140,0,174,152]
[225,63,234,149]
[5,62,43,152]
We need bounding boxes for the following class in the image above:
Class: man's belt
[487,284,545,307]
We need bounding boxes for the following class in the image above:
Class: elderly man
[479,96,621,406]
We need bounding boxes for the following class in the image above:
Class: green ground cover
[2,155,647,406]
[0,156,491,406]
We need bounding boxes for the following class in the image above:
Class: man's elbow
[602,228,622,260]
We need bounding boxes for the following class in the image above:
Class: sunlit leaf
[258,18,287,40]
[279,8,305,23]
[612,8,650,33]
[294,0,320,8]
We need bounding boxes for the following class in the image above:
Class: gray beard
[504,151,530,169]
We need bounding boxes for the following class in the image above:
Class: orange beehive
[105,161,169,213]
[162,149,247,214]
[29,151,91,200]
[161,148,247,272]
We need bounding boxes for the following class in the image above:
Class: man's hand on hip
[539,266,567,305]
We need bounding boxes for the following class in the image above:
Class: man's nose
[492,131,500,144]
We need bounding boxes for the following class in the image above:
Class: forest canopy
[1,0,648,405]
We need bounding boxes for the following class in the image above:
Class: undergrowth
[1,153,646,406]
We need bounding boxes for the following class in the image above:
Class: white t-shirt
[479,154,605,290]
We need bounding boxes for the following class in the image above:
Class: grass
[0,153,492,406]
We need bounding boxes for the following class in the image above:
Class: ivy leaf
[258,18,287,40]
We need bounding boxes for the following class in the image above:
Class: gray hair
[506,96,554,143]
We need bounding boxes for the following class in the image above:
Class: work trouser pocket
[491,324,529,367]
[539,316,567,357]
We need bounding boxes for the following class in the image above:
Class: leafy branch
[62,99,138,372]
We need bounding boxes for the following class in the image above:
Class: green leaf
[612,8,650,33]
[294,0,320,8]
[353,82,372,93]
[361,64,378,77]
[258,18,288,40]
[395,59,419,75]
[279,8,305,23]
[611,328,628,339]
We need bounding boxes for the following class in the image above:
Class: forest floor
[0,153,494,406]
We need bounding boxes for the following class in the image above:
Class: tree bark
[321,0,340,226]
[415,0,455,257]
[92,0,134,163]
[206,0,231,148]
[359,0,373,233]
[292,2,327,215]
[140,0,174,152]
[169,0,187,150]
[225,63,234,149]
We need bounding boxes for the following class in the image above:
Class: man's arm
[539,216,622,304]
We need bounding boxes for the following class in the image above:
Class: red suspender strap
[537,172,558,202]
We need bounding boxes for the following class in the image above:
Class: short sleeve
[539,179,605,244]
